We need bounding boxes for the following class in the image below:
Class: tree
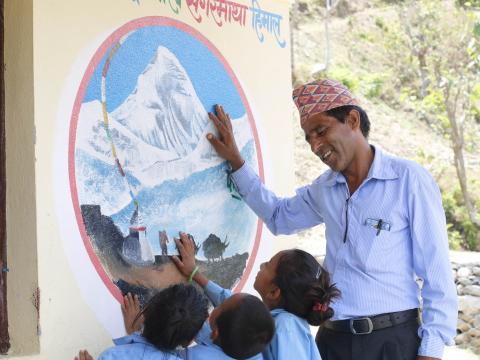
[399,0,480,233]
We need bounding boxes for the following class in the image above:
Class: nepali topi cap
[292,79,359,125]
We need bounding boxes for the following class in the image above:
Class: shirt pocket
[359,214,409,274]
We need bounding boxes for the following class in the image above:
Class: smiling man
[206,79,457,360]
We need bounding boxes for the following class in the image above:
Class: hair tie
[312,302,328,312]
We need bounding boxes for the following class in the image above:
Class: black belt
[323,309,419,335]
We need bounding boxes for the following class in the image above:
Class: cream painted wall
[5,0,293,358]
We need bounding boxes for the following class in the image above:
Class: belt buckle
[349,317,373,335]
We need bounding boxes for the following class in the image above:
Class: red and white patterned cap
[292,79,359,125]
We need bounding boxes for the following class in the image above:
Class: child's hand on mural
[207,104,245,171]
[172,232,209,288]
[172,232,197,277]
[121,292,144,335]
[74,350,94,360]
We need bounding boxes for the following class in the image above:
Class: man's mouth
[318,150,332,161]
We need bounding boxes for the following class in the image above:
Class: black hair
[273,249,341,326]
[325,105,371,138]
[140,284,209,351]
[215,294,275,359]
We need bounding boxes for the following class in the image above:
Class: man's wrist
[229,156,245,172]
[418,333,445,359]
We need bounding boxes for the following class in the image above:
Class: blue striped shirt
[231,146,457,358]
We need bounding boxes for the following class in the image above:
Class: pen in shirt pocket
[365,218,391,236]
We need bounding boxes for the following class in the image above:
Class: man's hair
[325,105,371,138]
[216,295,275,359]
[141,284,209,351]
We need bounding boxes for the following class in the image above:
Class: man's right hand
[207,104,245,171]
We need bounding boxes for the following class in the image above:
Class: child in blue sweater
[77,283,209,360]
[174,233,340,360]
[254,249,340,360]
[172,232,275,360]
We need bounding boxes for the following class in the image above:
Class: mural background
[71,19,262,303]
[3,0,292,357]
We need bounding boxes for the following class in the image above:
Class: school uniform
[98,333,183,360]
[263,309,321,360]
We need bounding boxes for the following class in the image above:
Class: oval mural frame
[69,16,265,303]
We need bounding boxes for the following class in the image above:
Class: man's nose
[310,139,324,153]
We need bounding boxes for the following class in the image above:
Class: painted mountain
[74,45,259,277]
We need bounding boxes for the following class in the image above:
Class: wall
[4,0,39,355]
[5,0,293,358]
[454,260,480,355]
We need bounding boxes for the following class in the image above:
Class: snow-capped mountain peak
[111,46,209,158]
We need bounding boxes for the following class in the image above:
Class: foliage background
[291,0,480,251]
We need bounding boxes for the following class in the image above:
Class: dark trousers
[316,319,421,360]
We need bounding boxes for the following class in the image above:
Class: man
[206,79,457,360]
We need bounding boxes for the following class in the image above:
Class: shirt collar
[366,145,398,181]
[270,308,289,316]
[113,332,151,346]
[323,145,398,187]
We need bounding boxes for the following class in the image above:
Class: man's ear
[347,109,361,131]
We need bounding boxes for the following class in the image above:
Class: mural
[69,17,264,304]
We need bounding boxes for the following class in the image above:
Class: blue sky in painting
[83,26,245,118]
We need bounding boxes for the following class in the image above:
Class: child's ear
[267,285,281,303]
[210,327,219,341]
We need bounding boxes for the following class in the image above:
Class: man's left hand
[417,356,441,360]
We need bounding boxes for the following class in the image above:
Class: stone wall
[454,261,480,355]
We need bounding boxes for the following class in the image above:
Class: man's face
[302,111,357,173]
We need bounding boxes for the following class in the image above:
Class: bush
[362,73,385,99]
[326,67,360,92]
[442,186,479,251]
[457,0,480,8]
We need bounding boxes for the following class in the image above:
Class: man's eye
[316,128,326,136]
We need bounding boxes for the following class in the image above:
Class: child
[255,249,340,360]
[172,232,275,360]
[96,283,209,359]
[74,350,93,360]
[174,233,340,360]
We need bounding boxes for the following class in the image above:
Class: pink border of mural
[69,16,265,303]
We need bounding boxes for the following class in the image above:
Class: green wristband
[188,266,199,282]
